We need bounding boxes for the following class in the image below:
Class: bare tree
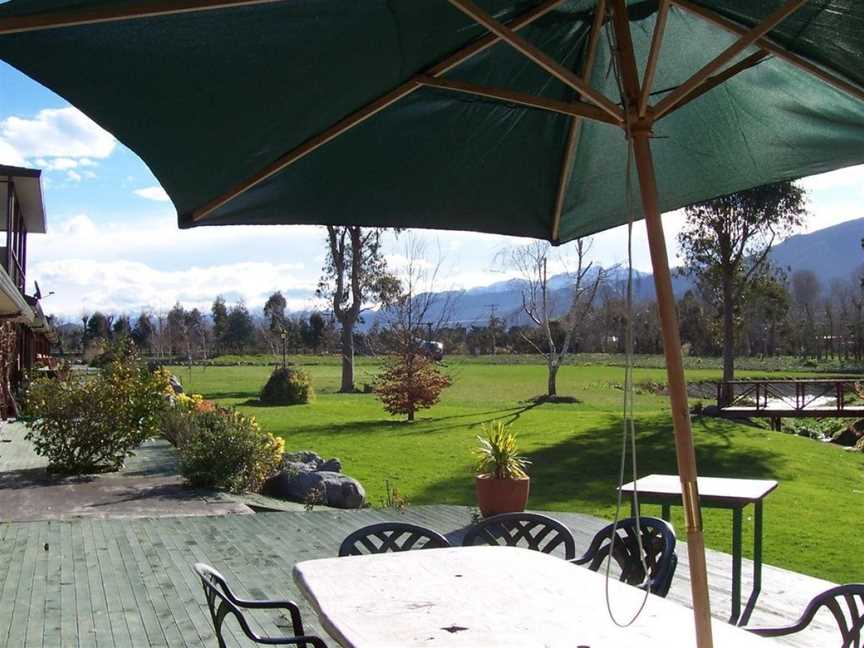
[505,239,606,399]
[791,269,821,358]
[380,237,457,351]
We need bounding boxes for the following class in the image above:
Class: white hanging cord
[602,7,651,626]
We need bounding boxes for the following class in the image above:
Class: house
[0,165,55,417]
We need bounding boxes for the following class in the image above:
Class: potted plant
[473,421,530,517]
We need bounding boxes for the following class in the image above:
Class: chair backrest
[192,563,325,647]
[574,517,677,597]
[747,584,864,648]
[461,512,577,560]
[338,522,451,557]
[194,563,263,648]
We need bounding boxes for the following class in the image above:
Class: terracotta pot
[474,474,530,518]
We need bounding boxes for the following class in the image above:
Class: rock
[264,450,363,508]
[701,405,721,417]
[263,468,365,509]
[319,458,342,473]
[831,425,864,447]
[316,471,366,509]
[284,450,323,469]
[169,375,184,395]
[282,460,315,475]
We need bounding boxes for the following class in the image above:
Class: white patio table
[293,546,778,648]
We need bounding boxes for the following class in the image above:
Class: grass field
[172,356,864,584]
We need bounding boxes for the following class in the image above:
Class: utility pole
[486,304,498,356]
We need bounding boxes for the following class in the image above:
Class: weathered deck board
[0,507,840,647]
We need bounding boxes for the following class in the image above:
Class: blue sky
[0,60,862,319]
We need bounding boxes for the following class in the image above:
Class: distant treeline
[51,263,864,365]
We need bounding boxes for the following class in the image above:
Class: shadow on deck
[0,506,839,647]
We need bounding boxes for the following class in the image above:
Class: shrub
[24,353,170,474]
[259,367,313,405]
[177,407,284,493]
[375,353,451,421]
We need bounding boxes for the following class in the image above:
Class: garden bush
[25,352,170,474]
[177,407,284,493]
[259,366,313,405]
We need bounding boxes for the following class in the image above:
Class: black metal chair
[461,512,578,560]
[744,584,864,647]
[338,522,451,557]
[192,563,327,647]
[572,517,678,597]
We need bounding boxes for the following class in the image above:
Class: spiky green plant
[474,421,530,480]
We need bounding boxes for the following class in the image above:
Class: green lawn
[173,357,864,584]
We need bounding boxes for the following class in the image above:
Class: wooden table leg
[731,507,743,624]
[661,503,671,522]
[753,501,763,595]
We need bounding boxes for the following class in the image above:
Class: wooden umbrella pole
[608,1,713,646]
[632,129,714,648]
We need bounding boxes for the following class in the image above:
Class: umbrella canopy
[2,2,863,647]
[0,1,861,243]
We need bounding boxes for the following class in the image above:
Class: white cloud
[799,165,864,193]
[133,186,171,202]
[0,139,27,167]
[33,258,314,316]
[0,107,115,161]
[28,215,326,316]
[66,170,82,182]
[59,213,99,237]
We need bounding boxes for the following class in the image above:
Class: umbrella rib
[0,0,290,35]
[667,50,771,112]
[190,0,567,223]
[638,0,671,119]
[654,0,809,119]
[448,0,624,124]
[551,0,608,243]
[416,76,618,125]
[672,0,864,106]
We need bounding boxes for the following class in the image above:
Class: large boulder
[264,470,365,509]
[263,452,364,508]
[831,421,864,447]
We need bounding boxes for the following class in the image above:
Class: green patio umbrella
[1,1,863,645]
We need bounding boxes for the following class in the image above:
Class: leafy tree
[679,181,807,382]
[211,296,228,351]
[305,312,326,353]
[132,313,155,351]
[112,315,131,339]
[263,291,287,332]
[167,302,188,356]
[84,311,112,343]
[222,301,255,352]
[318,226,400,392]
[184,308,207,360]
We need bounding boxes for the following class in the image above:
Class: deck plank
[0,507,843,646]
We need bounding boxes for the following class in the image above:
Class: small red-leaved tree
[375,236,454,421]
[376,353,451,422]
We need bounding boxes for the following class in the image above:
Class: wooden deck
[0,506,839,647]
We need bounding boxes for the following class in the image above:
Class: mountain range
[367,217,864,329]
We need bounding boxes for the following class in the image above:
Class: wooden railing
[716,379,863,414]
